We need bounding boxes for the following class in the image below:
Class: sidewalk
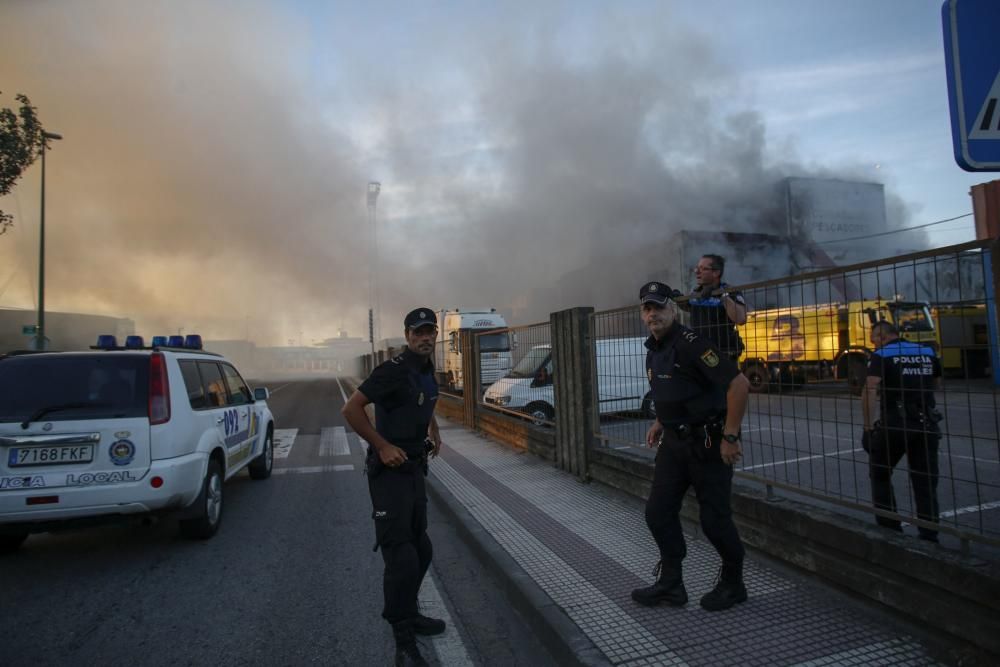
[428,420,945,667]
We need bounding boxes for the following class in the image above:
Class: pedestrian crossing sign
[943,0,1000,170]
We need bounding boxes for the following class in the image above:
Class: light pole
[34,130,63,351]
[367,181,381,359]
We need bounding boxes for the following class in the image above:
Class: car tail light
[149,352,171,425]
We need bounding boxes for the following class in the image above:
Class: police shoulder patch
[700,349,720,367]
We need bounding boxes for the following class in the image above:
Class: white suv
[0,337,275,552]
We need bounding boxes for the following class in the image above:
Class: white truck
[483,337,651,423]
[434,308,513,392]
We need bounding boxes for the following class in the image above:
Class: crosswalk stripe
[320,426,351,457]
[272,428,299,459]
[273,465,355,475]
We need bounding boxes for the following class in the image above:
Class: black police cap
[404,308,437,330]
[639,281,676,305]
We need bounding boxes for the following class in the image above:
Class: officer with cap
[861,320,942,542]
[676,254,747,360]
[631,281,752,611]
[342,307,444,667]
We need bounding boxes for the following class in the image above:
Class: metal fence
[589,240,1000,547]
[477,321,554,426]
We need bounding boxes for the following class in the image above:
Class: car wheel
[0,531,29,554]
[248,428,273,480]
[180,459,224,540]
[743,363,769,393]
[847,358,867,396]
[524,402,554,426]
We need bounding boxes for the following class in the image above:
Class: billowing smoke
[0,1,918,344]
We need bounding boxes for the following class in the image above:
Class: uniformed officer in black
[342,308,444,667]
[861,320,942,542]
[631,281,752,611]
[676,254,747,360]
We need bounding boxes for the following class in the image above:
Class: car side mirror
[253,387,270,401]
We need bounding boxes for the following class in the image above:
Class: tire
[0,531,29,554]
[180,459,224,540]
[847,358,867,396]
[248,428,273,480]
[524,402,554,426]
[640,392,656,419]
[743,363,769,393]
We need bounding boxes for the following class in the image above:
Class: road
[0,377,555,667]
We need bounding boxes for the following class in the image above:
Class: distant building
[0,307,134,353]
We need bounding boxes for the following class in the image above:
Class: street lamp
[367,181,381,359]
[33,130,63,351]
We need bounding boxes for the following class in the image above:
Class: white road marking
[320,426,351,457]
[334,376,349,404]
[948,453,1000,465]
[419,571,473,666]
[272,428,299,459]
[939,499,1000,519]
[742,426,856,443]
[738,447,863,471]
[272,465,355,475]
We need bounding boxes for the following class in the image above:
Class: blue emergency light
[167,335,185,347]
[125,335,145,349]
[96,335,118,349]
[184,335,203,350]
[151,336,168,347]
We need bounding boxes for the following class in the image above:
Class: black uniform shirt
[646,323,740,425]
[358,348,439,455]
[866,339,940,424]
[686,282,746,357]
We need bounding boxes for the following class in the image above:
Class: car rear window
[0,354,149,423]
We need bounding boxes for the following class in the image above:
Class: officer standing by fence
[677,254,747,360]
[342,308,444,667]
[631,281,752,611]
[861,320,942,542]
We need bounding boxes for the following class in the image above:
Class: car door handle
[216,417,224,424]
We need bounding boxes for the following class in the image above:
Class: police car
[0,334,275,552]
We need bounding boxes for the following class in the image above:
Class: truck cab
[434,308,513,393]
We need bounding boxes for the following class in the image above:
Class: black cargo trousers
[368,454,432,624]
[868,424,940,538]
[645,425,745,565]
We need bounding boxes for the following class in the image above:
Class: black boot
[700,561,748,611]
[631,559,688,607]
[412,612,446,636]
[392,621,428,667]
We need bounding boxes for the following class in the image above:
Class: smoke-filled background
[0,1,981,345]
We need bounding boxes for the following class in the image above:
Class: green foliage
[0,92,47,235]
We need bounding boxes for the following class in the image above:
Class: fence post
[459,330,480,428]
[971,181,1000,387]
[551,307,596,480]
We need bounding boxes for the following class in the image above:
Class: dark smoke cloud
[0,1,919,343]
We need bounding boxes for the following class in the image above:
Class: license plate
[8,445,95,467]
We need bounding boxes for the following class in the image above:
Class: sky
[0,0,992,345]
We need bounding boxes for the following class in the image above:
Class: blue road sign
[943,0,1000,171]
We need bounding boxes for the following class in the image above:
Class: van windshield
[0,355,149,423]
[509,347,550,378]
[478,333,511,352]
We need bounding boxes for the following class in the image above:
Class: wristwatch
[722,433,740,443]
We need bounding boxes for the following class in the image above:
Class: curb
[426,472,612,667]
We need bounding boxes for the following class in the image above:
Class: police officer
[342,308,444,667]
[861,320,942,542]
[676,254,747,360]
[631,281,752,611]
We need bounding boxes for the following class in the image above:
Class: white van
[435,308,513,392]
[484,337,652,423]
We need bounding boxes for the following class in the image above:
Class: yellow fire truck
[737,299,938,394]
[931,302,991,377]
